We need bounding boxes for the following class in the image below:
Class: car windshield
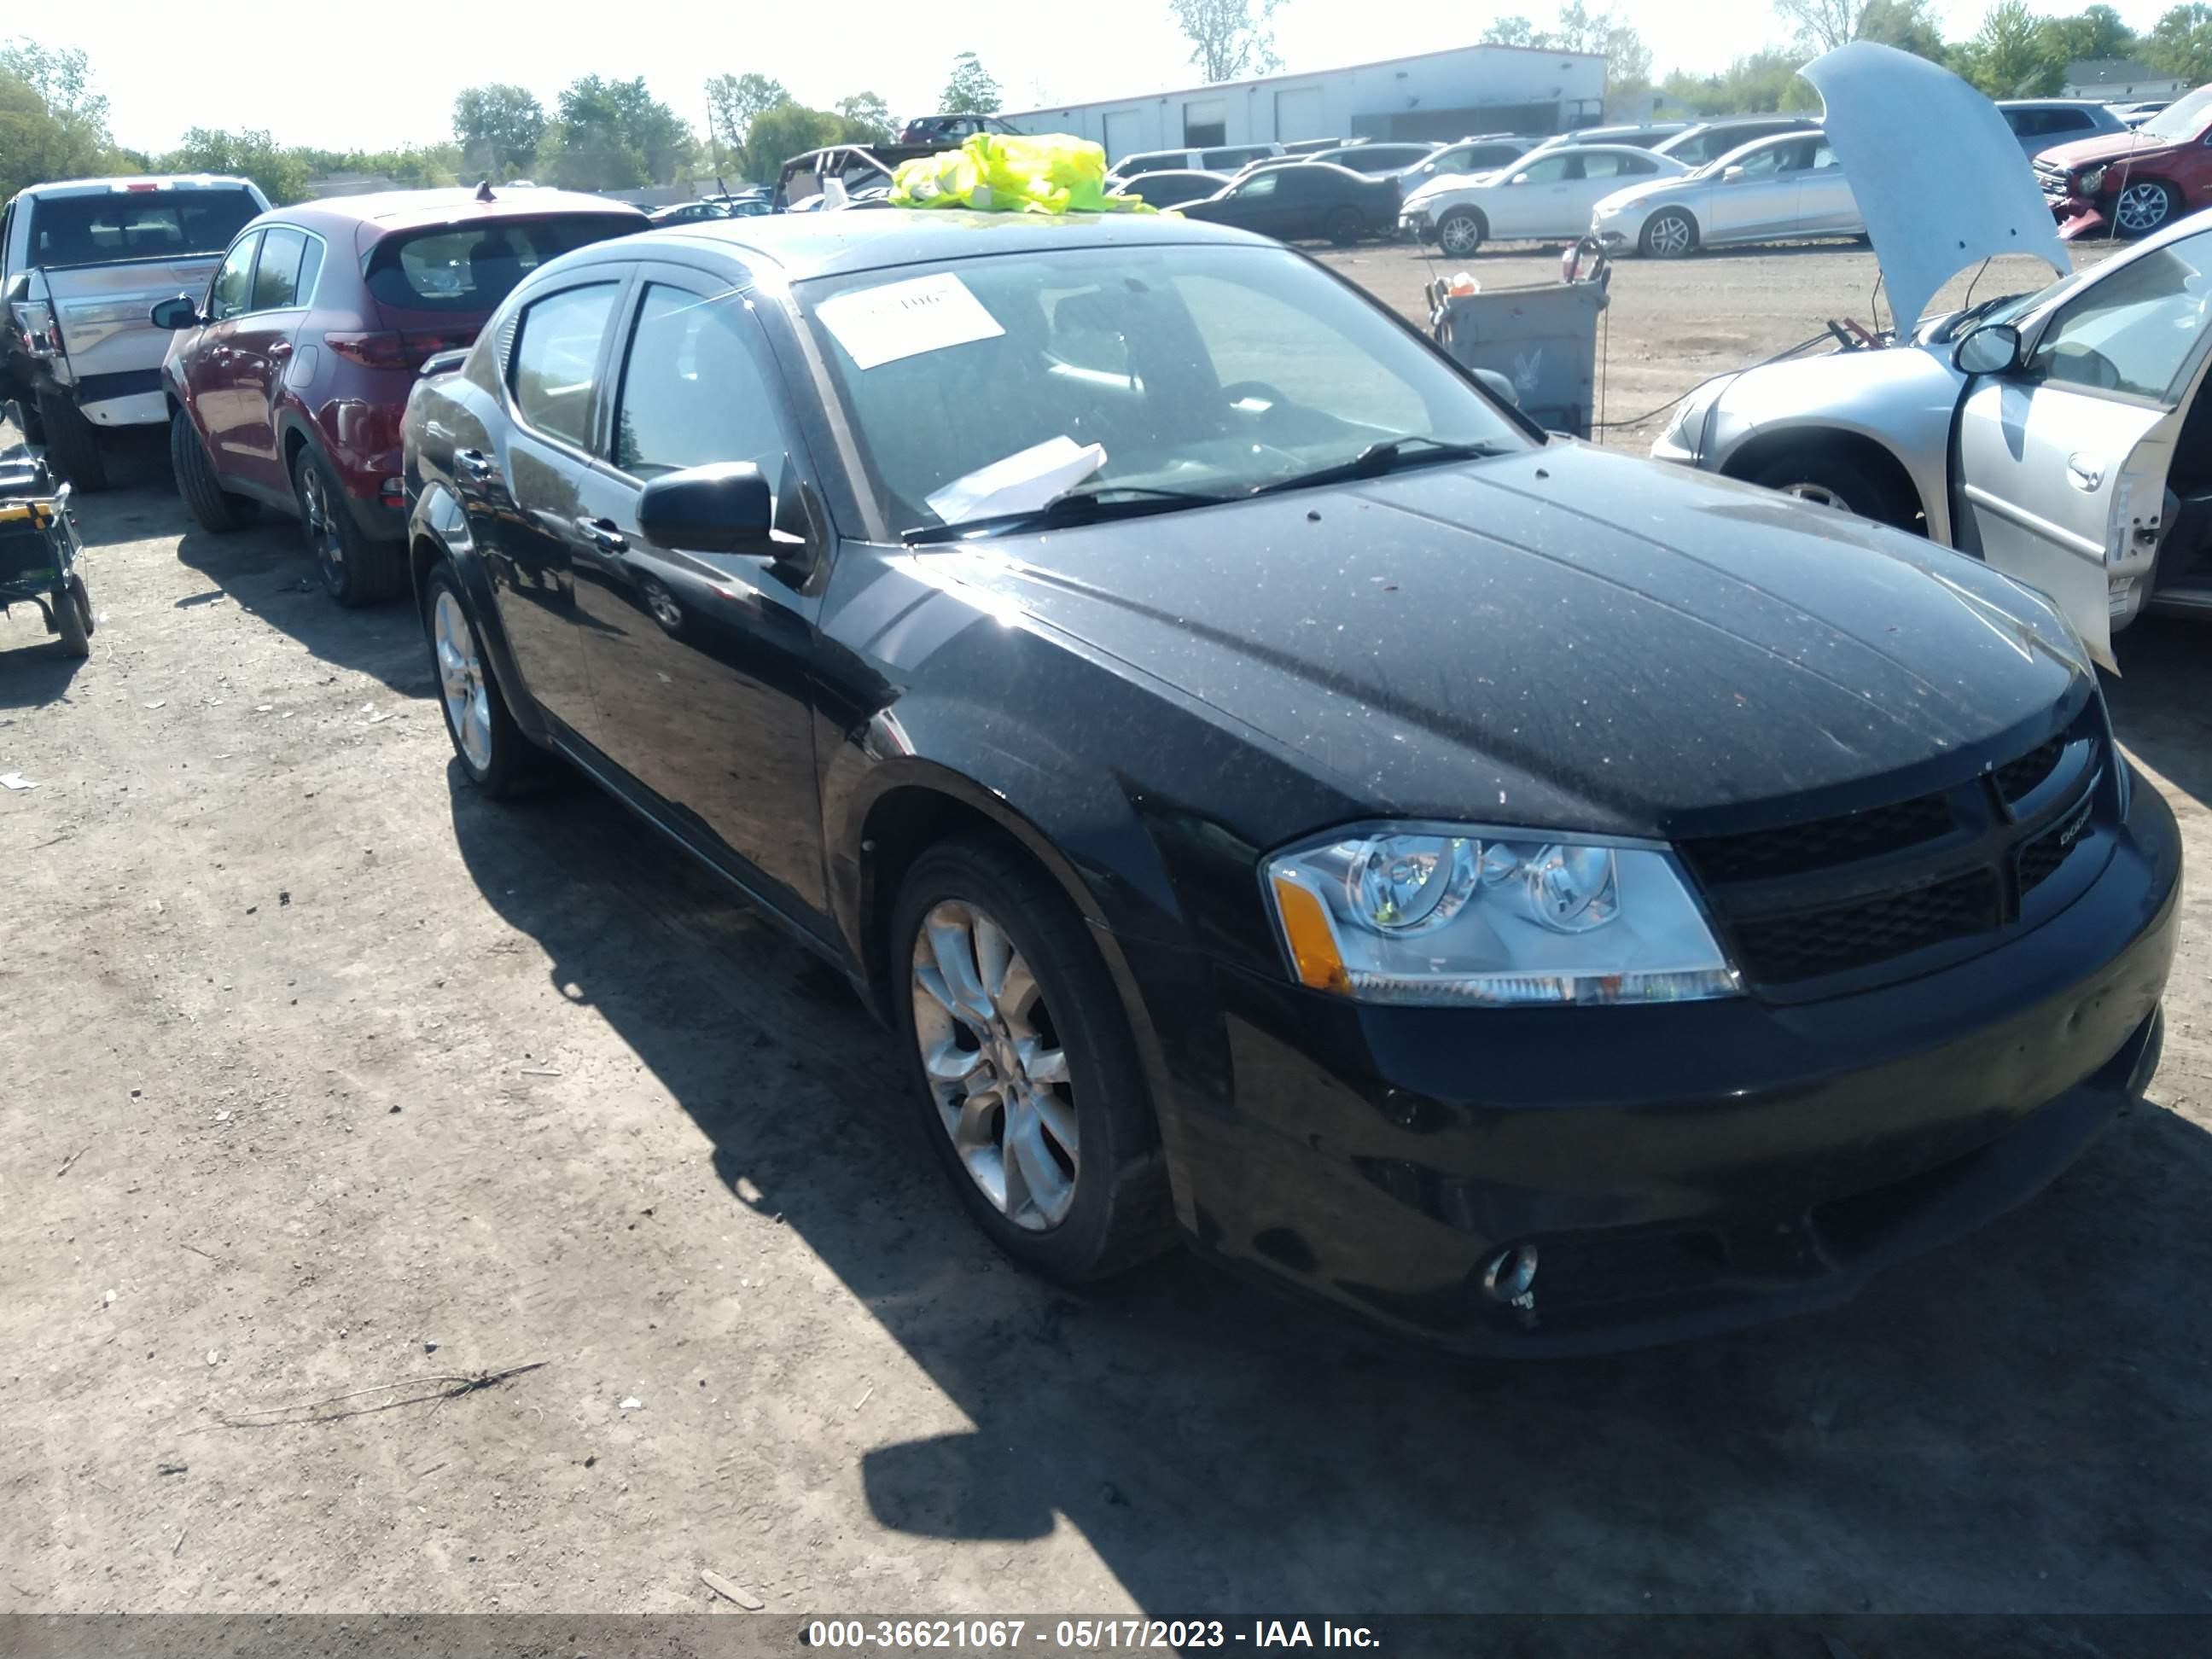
[25,187,261,268]
[2139,85,2212,141]
[1980,266,2093,328]
[364,214,643,312]
[796,242,1528,533]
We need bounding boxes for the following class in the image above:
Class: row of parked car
[1115,89,2212,257]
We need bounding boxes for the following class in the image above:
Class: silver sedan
[1591,132,1863,258]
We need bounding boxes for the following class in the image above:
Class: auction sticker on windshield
[814,271,1005,370]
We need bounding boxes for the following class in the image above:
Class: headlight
[2078,165,2107,195]
[1265,825,1740,1006]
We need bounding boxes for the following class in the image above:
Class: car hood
[2036,129,2183,172]
[1405,171,1503,207]
[1592,175,1689,216]
[1804,42,2069,331]
[934,444,2086,837]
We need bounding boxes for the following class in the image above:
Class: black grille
[1993,737,2065,804]
[1680,791,1954,885]
[2017,793,2094,898]
[1730,868,2004,985]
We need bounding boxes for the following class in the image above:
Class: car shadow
[0,626,89,705]
[446,759,2212,1612]
[2107,615,2209,809]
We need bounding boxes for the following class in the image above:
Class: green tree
[1480,16,1540,46]
[0,71,122,200]
[1953,0,2065,96]
[0,38,108,127]
[739,102,843,182]
[834,91,894,147]
[705,72,790,152]
[452,83,546,180]
[2144,3,2212,84]
[1772,0,1859,52]
[1856,0,1948,59]
[538,121,647,191]
[543,75,694,187]
[1168,0,1283,83]
[160,127,315,205]
[2037,5,2136,66]
[1661,50,1817,114]
[1481,5,1653,96]
[939,51,1001,114]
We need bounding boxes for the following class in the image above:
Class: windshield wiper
[1247,437,1512,498]
[901,484,1237,544]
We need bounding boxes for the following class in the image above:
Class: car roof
[275,187,645,235]
[10,173,258,200]
[640,207,1267,280]
[1996,97,2116,108]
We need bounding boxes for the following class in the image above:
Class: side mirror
[1509,172,1531,186]
[636,461,775,556]
[1472,368,1521,407]
[1953,323,2024,376]
[1721,165,1746,183]
[150,295,201,329]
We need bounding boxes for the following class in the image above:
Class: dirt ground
[3,240,2209,1621]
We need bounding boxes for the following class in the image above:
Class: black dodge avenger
[402,210,2178,1354]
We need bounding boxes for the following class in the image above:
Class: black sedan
[402,210,2177,1354]
[1109,169,1229,210]
[1169,163,1400,244]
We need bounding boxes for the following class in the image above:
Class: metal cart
[1,402,95,657]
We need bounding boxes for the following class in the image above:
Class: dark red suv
[154,186,645,603]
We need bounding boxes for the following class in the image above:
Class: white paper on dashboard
[925,436,1108,525]
[812,271,1005,370]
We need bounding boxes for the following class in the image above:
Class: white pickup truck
[1,175,268,489]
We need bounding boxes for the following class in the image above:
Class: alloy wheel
[300,465,345,589]
[910,899,1079,1231]
[1439,213,1481,256]
[2116,182,2171,235]
[1648,212,1693,258]
[434,589,493,772]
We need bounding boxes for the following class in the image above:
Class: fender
[408,478,554,748]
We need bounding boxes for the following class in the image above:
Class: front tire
[295,444,405,606]
[51,581,90,656]
[170,409,259,533]
[36,392,107,492]
[2114,178,2180,237]
[1436,207,1485,257]
[891,836,1174,1283]
[423,562,544,799]
[1640,207,1698,259]
[1744,445,1915,530]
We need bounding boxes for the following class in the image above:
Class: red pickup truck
[2034,83,2212,239]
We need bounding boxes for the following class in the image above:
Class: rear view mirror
[1954,323,2023,376]
[636,461,774,556]
[149,295,201,329]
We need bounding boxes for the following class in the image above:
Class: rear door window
[248,226,311,312]
[364,216,642,313]
[509,282,622,450]
[26,187,261,267]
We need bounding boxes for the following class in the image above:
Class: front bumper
[1397,209,1433,241]
[1187,770,2181,1355]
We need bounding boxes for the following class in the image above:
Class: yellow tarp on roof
[889,132,1152,215]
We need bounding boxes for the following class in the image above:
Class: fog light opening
[1481,1243,1540,1309]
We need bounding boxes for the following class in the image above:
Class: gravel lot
[3,239,2208,1619]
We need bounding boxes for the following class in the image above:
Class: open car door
[1953,222,2212,670]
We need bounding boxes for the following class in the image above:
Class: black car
[402,210,2177,1355]
[898,114,1022,145]
[1109,169,1228,209]
[1169,164,1400,244]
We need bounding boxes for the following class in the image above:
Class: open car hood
[1802,42,2069,332]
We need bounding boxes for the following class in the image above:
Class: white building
[1003,44,1610,164]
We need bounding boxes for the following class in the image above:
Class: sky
[64,0,2183,155]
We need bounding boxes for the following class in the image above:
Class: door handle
[452,448,493,478]
[573,515,627,554]
[2065,452,2104,491]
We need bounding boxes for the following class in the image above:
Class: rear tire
[51,582,90,656]
[423,561,545,799]
[1744,445,1916,531]
[36,392,107,492]
[1640,207,1698,259]
[1436,207,1485,257]
[890,836,1175,1284]
[170,408,259,533]
[295,444,405,607]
